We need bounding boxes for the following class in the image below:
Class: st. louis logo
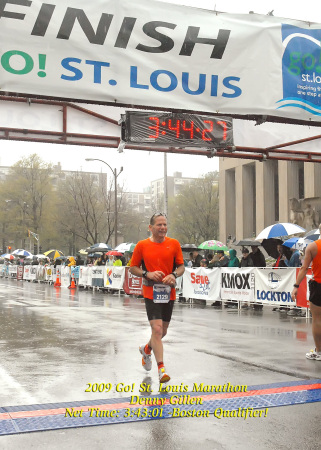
[267,272,281,290]
[278,24,321,115]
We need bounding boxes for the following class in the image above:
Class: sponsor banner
[45,265,53,282]
[104,266,125,290]
[29,266,37,281]
[60,266,71,287]
[183,268,220,302]
[0,264,6,277]
[123,267,143,295]
[296,267,310,308]
[255,268,296,305]
[37,265,46,281]
[91,266,104,287]
[8,265,17,278]
[71,266,80,279]
[53,267,58,283]
[175,275,183,296]
[1,0,321,123]
[23,265,31,281]
[220,268,255,301]
[79,266,89,286]
[17,265,24,280]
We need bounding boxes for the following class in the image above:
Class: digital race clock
[121,111,233,148]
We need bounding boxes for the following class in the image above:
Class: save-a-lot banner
[1,0,321,123]
[183,268,220,301]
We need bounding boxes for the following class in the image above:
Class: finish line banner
[1,0,321,123]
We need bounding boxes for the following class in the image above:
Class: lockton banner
[255,268,296,305]
[1,0,321,123]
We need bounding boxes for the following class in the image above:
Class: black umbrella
[233,240,261,247]
[180,244,198,252]
[261,238,292,260]
[86,243,112,253]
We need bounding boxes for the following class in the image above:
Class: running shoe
[158,366,170,383]
[306,349,321,361]
[139,344,152,371]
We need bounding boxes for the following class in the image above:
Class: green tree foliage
[169,172,219,244]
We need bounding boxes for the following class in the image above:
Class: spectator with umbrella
[113,255,123,266]
[192,249,202,267]
[240,248,254,267]
[249,246,266,267]
[284,248,301,267]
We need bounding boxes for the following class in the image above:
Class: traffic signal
[7,246,12,253]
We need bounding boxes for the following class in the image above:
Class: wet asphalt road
[0,278,320,450]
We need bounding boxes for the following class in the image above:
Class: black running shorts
[144,299,175,322]
[309,279,321,307]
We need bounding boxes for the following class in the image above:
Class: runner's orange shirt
[312,240,321,283]
[130,237,184,300]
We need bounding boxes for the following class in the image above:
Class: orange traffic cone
[54,267,61,287]
[68,272,76,289]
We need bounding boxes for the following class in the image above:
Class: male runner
[130,212,185,383]
[292,234,321,360]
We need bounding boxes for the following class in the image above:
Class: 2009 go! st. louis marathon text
[63,381,269,420]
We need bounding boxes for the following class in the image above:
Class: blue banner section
[71,266,80,279]
[280,24,321,115]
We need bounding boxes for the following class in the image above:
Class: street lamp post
[85,158,123,248]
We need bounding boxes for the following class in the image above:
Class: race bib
[153,284,171,303]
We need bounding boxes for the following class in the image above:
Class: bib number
[153,284,171,303]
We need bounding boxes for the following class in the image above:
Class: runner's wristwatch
[142,270,148,279]
[171,272,178,278]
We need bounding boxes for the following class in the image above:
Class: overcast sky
[1,0,321,192]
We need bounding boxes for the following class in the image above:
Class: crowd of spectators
[186,246,268,268]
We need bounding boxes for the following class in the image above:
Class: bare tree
[0,154,56,251]
[57,171,127,248]
[169,172,219,244]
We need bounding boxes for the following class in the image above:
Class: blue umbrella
[256,223,306,240]
[283,237,312,250]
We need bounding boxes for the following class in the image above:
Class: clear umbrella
[114,242,136,253]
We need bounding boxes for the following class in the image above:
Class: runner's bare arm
[162,264,185,285]
[291,243,314,299]
[129,266,165,282]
